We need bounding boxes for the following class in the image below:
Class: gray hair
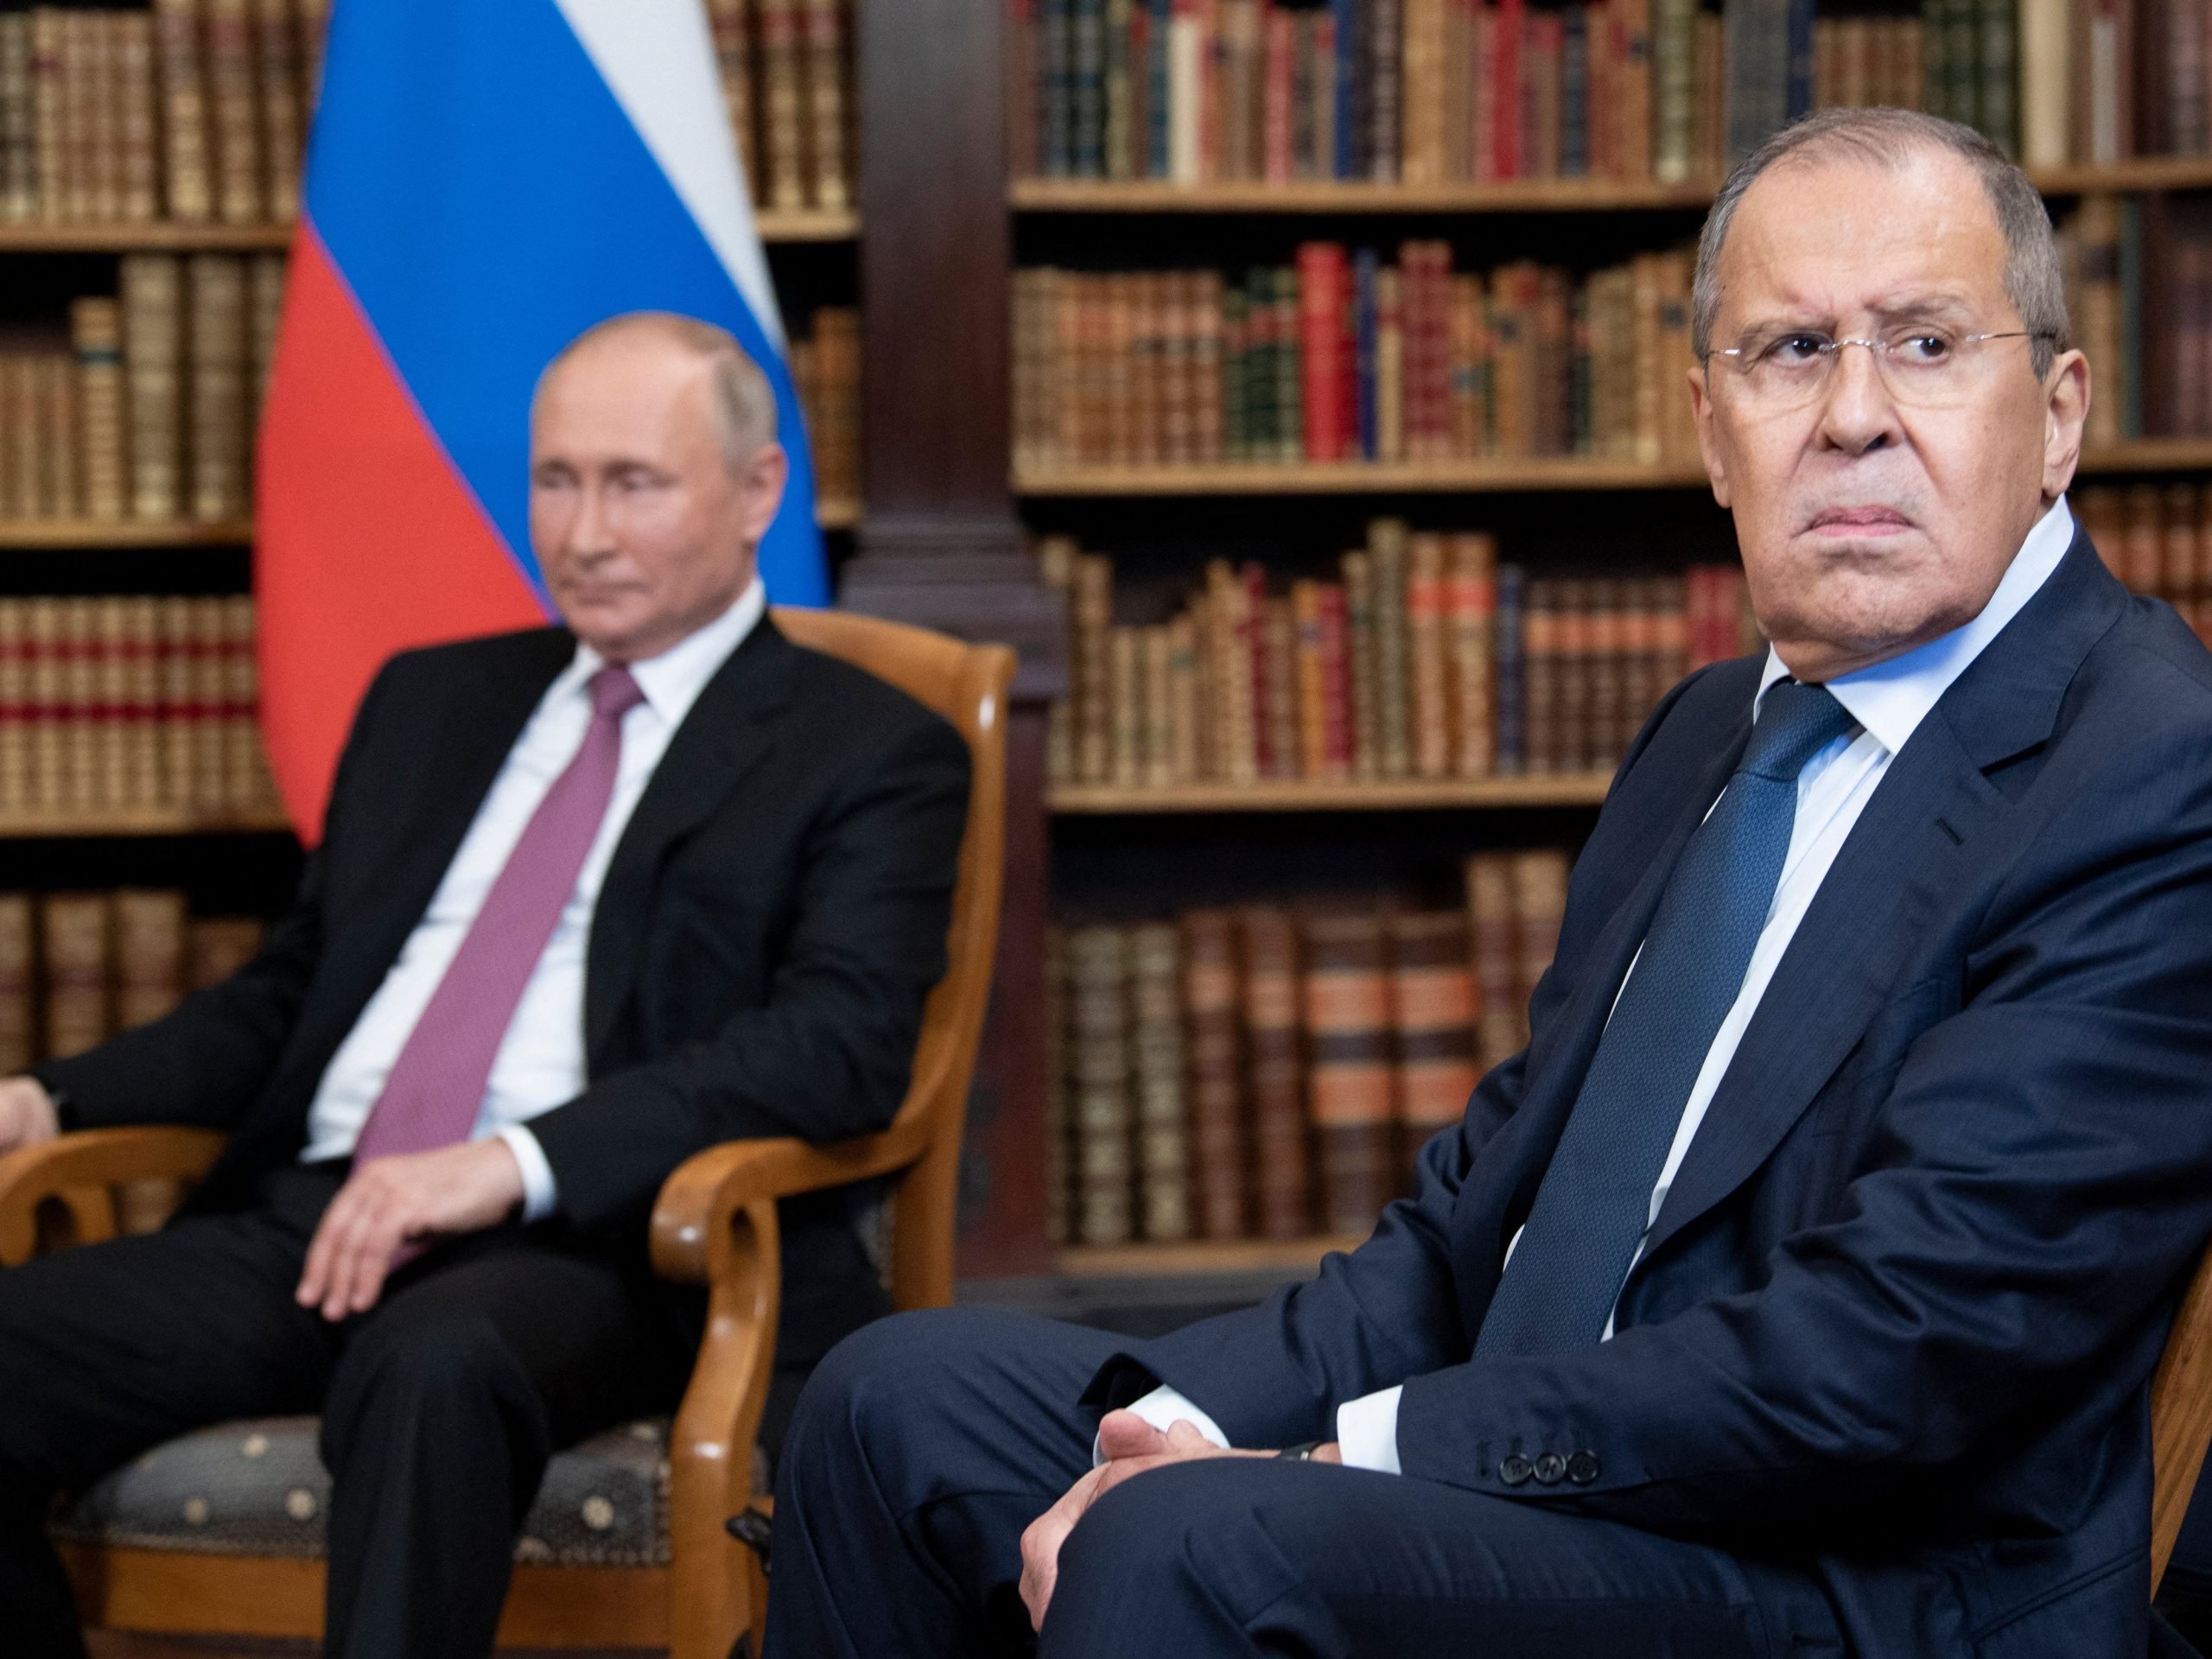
[538,310,778,470]
[1692,107,2068,379]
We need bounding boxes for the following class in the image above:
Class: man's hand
[1017,1410,1342,1631]
[295,1139,526,1321]
[0,1077,60,1157]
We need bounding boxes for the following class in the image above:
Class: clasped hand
[294,1139,526,1321]
[1017,1409,1341,1631]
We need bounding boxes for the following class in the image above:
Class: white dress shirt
[1122,497,2078,1473]
[300,579,766,1221]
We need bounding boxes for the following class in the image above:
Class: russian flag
[257,0,828,841]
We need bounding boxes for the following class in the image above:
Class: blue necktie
[1473,678,1859,1357]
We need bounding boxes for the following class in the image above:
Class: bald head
[528,311,789,663]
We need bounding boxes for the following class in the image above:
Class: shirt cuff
[1092,1383,1231,1467]
[1334,1385,1403,1474]
[494,1125,558,1224]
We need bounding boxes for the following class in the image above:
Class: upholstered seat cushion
[52,1416,722,1568]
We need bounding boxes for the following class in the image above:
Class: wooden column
[847,0,1059,1278]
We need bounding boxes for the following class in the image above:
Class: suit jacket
[1095,534,2212,1658]
[34,616,970,1357]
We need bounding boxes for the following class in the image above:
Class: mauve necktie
[1472,678,1858,1357]
[350,664,646,1165]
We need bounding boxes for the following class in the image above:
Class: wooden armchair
[2152,1235,2212,1594]
[0,608,1015,1659]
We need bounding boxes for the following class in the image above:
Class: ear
[1689,363,1730,509]
[739,442,790,545]
[2040,348,2088,502]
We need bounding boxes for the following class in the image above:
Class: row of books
[0,887,264,1073]
[1046,852,1569,1245]
[0,253,283,525]
[790,306,860,506]
[2070,195,2212,445]
[705,0,855,214]
[1012,244,1702,473]
[2076,481,2212,637]
[1009,0,2212,187]
[0,595,279,817]
[0,2,326,228]
[1040,525,1758,787]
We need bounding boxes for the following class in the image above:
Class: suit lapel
[1622,532,2128,1286]
[346,632,575,988]
[583,619,795,1060]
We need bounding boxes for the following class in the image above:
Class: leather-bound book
[1510,849,1571,1046]
[1389,909,1478,1182]
[40,890,112,1061]
[0,893,32,1075]
[1242,905,1310,1238]
[1465,853,1523,1071]
[1302,909,1395,1235]
[1129,921,1191,1240]
[203,0,262,224]
[114,887,187,1031]
[184,915,263,990]
[1183,907,1249,1239]
[1066,924,1135,1246]
[121,253,182,522]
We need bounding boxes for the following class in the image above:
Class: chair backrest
[769,607,1014,1313]
[2151,1236,2212,1592]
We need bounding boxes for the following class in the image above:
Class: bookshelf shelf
[1012,177,1721,214]
[1012,159,2212,217]
[1049,775,1614,814]
[754,207,861,243]
[1018,442,2212,499]
[0,519,256,549]
[0,214,856,253]
[0,222,295,253]
[1054,1234,1367,1278]
[0,805,294,840]
[1016,459,1713,496]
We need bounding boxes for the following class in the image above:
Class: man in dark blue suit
[764,108,2212,1658]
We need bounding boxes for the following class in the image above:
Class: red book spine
[1263,3,1295,182]
[1297,241,1349,461]
[1198,0,1222,182]
[1244,562,1275,777]
[1319,582,1352,777]
[1493,0,1524,180]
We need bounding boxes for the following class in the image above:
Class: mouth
[1806,505,1915,536]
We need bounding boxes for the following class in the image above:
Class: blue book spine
[1333,0,1358,180]
[1147,0,1172,178]
[1354,247,1379,461]
[1561,7,1588,178]
[1494,565,1526,774]
[1072,0,1106,178]
[1784,0,1816,124]
[1045,0,1074,178]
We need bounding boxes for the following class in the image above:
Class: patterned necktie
[351,664,646,1165]
[1473,678,1858,1357]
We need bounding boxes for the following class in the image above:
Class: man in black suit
[765,110,2212,1658]
[0,312,969,1659]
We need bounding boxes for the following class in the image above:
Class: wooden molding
[1048,774,1615,814]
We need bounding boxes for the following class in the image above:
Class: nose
[1816,340,1903,458]
[563,480,620,565]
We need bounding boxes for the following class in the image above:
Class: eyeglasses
[1706,327,2055,410]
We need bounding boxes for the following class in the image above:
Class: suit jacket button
[1567,1452,1600,1484]
[1533,1452,1567,1485]
[1498,1455,1533,1486]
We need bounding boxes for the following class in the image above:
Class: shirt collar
[569,576,766,727]
[1754,493,2075,756]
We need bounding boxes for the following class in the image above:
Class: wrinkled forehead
[1715,149,2012,334]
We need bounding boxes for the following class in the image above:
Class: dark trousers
[0,1163,700,1659]
[766,1306,1849,1659]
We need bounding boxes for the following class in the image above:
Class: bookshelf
[0,520,255,549]
[1011,159,2212,215]
[0,215,857,253]
[0,806,294,840]
[1055,1234,1365,1278]
[1049,774,1614,813]
[1017,442,2212,499]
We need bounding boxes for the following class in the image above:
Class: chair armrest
[649,1116,932,1286]
[0,1128,227,1267]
